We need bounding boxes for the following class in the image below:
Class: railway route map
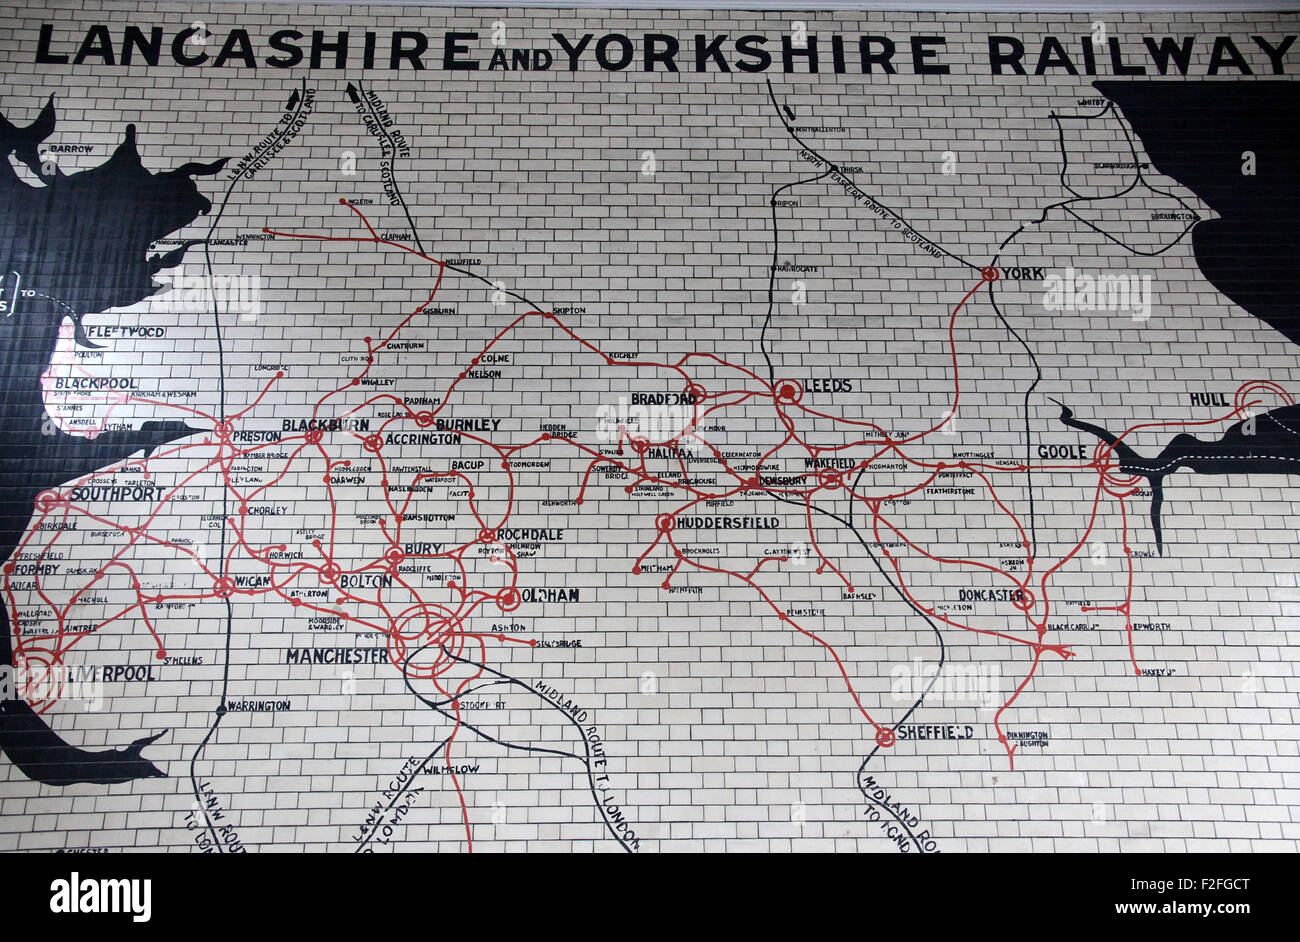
[0,1,1298,853]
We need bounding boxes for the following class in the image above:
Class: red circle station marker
[34,490,63,512]
[981,266,1001,283]
[655,514,675,533]
[774,379,803,404]
[495,587,521,612]
[876,728,896,748]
